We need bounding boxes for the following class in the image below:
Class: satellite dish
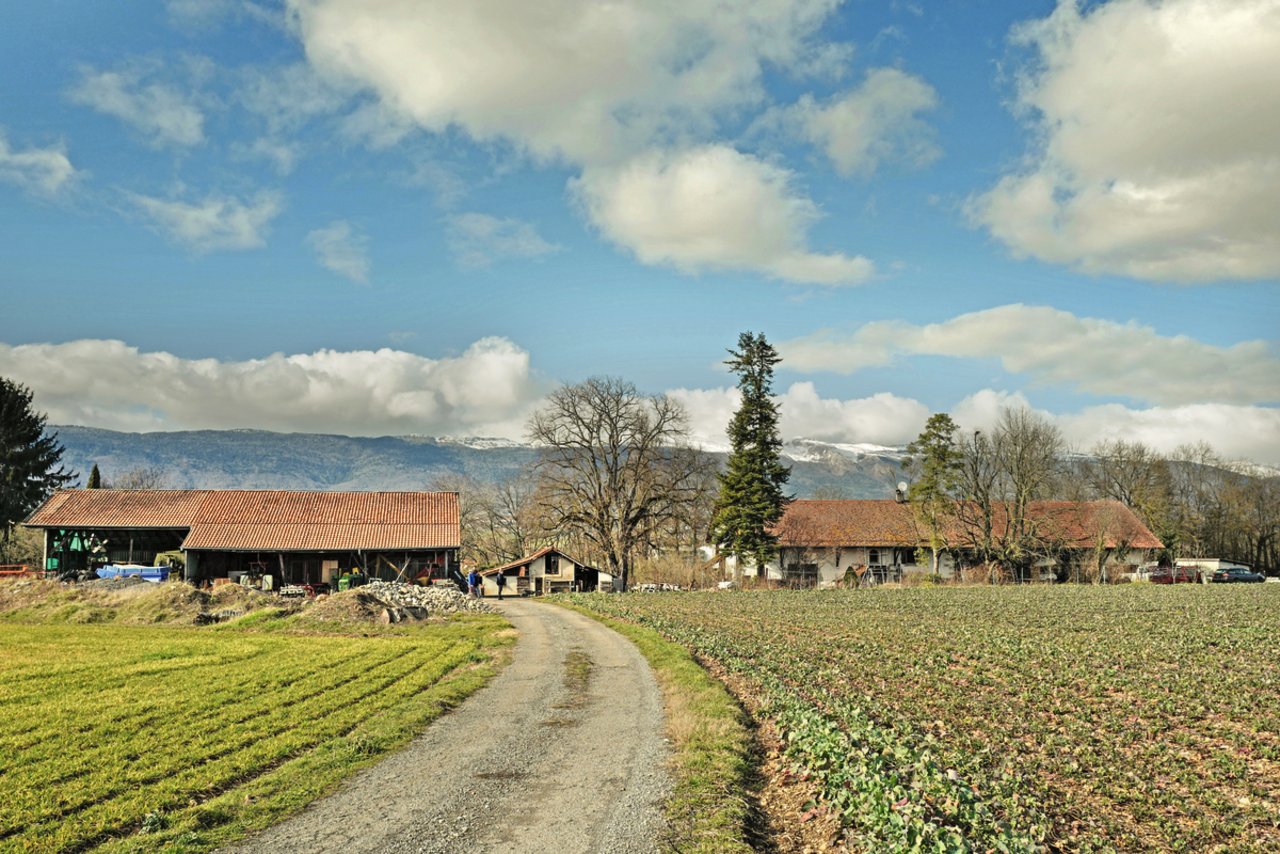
[896,481,908,494]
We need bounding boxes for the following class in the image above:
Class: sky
[1,0,1277,463]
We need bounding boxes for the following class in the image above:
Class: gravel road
[224,598,670,853]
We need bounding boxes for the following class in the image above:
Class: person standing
[495,571,506,600]
[467,568,481,598]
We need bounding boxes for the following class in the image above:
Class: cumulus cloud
[779,304,1280,406]
[284,0,879,285]
[306,220,370,283]
[971,0,1280,282]
[764,67,940,177]
[0,338,543,439]
[129,190,283,251]
[446,213,560,269]
[68,65,205,147]
[0,132,80,196]
[668,382,928,449]
[950,390,1280,466]
[573,146,874,285]
[287,0,842,166]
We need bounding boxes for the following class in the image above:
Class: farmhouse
[23,489,460,589]
[744,498,1162,586]
[480,546,613,596]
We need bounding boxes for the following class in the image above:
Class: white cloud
[68,66,205,147]
[306,220,370,283]
[446,213,560,269]
[1055,402,1280,466]
[0,132,80,196]
[951,390,1280,466]
[972,0,1280,282]
[573,146,874,285]
[780,304,1280,406]
[668,382,928,448]
[287,0,843,166]
[767,67,940,177]
[283,0,886,285]
[129,190,283,252]
[0,338,543,439]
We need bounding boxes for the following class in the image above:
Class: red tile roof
[25,490,460,552]
[771,499,1162,550]
[24,490,211,529]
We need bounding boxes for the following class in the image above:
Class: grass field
[0,616,510,852]
[569,585,1280,852]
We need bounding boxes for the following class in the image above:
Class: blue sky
[1,0,1277,463]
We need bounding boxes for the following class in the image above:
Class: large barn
[23,489,461,588]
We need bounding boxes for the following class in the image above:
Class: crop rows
[0,621,501,851]
[569,586,1280,851]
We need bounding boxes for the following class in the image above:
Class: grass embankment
[574,586,1280,852]
[558,598,755,854]
[0,608,511,852]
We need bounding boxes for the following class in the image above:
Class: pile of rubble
[309,580,492,624]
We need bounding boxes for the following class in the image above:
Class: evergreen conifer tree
[902,413,962,574]
[710,332,791,573]
[87,464,101,489]
[1,377,75,543]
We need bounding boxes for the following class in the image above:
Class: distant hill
[49,426,904,498]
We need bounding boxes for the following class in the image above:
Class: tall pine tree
[711,332,791,575]
[1,377,75,543]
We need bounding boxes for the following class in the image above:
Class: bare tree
[527,377,714,591]
[107,465,170,490]
[952,407,1066,581]
[429,470,543,568]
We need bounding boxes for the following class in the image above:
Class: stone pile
[360,580,493,622]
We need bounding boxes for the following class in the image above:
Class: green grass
[558,597,755,854]
[0,616,512,852]
[573,585,1280,853]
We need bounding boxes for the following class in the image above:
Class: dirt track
[224,598,670,853]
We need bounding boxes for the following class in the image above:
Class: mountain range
[49,426,906,499]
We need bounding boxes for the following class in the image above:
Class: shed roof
[771,499,1162,550]
[481,546,602,576]
[25,489,460,552]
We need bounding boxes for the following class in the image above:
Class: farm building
[23,489,460,589]
[737,499,1162,586]
[480,546,614,596]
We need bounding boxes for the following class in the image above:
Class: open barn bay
[570,586,1280,852]
[0,617,509,852]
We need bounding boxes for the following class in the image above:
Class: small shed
[480,546,612,596]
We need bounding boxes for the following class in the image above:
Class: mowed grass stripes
[0,617,511,852]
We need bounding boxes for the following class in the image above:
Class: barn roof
[25,489,460,552]
[771,499,1162,550]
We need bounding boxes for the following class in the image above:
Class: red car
[1148,565,1200,584]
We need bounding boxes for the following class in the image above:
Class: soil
[708,660,851,853]
[222,598,671,854]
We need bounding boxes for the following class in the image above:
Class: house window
[868,548,882,566]
[545,554,559,575]
[782,563,818,587]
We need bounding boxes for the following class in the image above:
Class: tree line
[3,342,1276,582]
[904,410,1279,579]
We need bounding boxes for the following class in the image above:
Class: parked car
[1210,567,1265,583]
[1148,565,1200,584]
